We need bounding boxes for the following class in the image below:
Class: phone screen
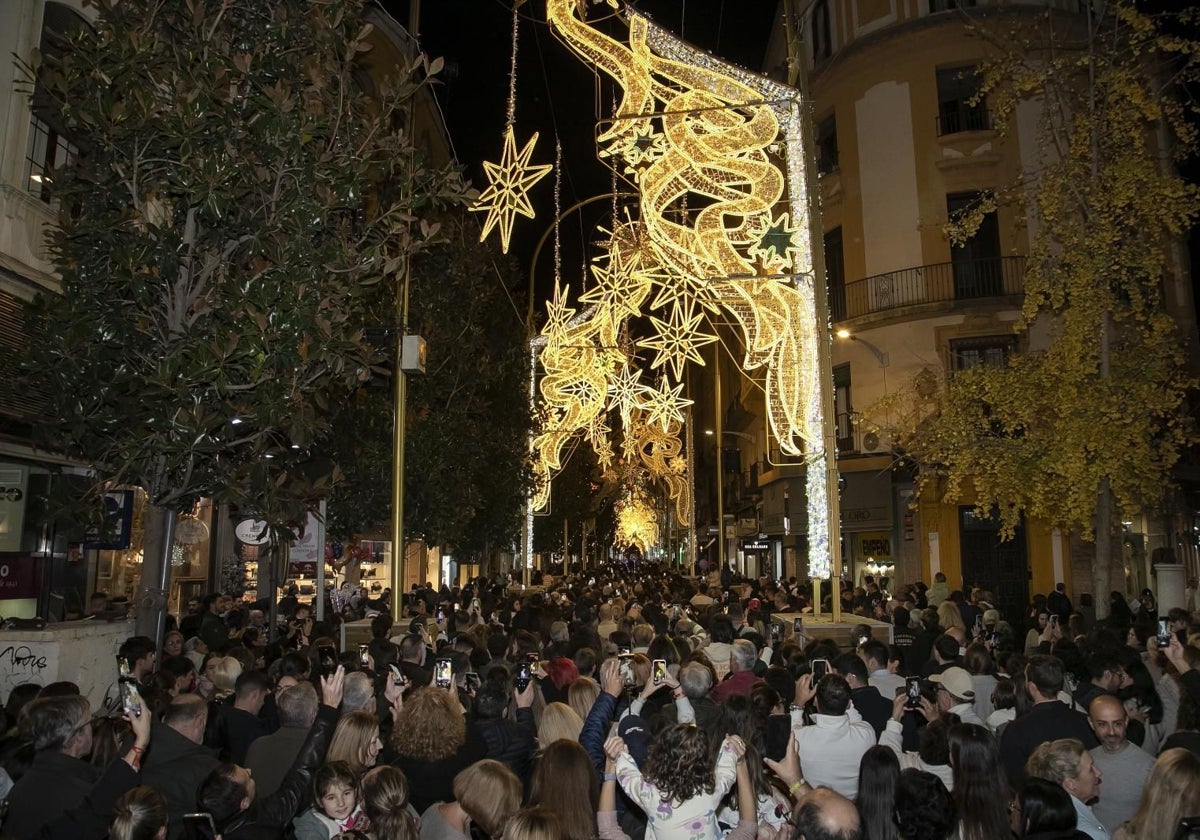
[318,645,337,675]
[1049,614,1059,626]
[119,679,143,717]
[358,644,370,668]
[1158,618,1173,647]
[811,659,829,681]
[465,671,481,692]
[116,654,131,680]
[793,617,803,633]
[906,677,922,707]
[471,598,480,611]
[389,664,408,687]
[434,659,453,688]
[652,659,667,684]
[515,662,532,692]
[619,654,635,686]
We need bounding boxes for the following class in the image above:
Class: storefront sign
[288,513,323,578]
[0,558,41,599]
[858,531,892,559]
[742,540,770,551]
[84,490,134,550]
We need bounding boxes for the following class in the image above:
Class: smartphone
[770,622,781,643]
[671,603,682,619]
[436,607,445,622]
[358,644,370,668]
[811,659,829,681]
[618,654,635,686]
[1158,618,1173,647]
[318,644,337,675]
[388,664,409,687]
[515,662,532,692]
[1049,614,1059,627]
[119,678,143,718]
[182,812,217,840]
[465,671,481,692]
[858,635,869,647]
[905,676,922,708]
[471,598,481,612]
[652,659,667,684]
[793,617,803,634]
[434,659,453,689]
[116,654,131,680]
[618,645,631,656]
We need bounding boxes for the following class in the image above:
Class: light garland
[545,0,833,579]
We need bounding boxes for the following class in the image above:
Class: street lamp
[836,329,889,367]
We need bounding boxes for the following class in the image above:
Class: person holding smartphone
[196,666,346,840]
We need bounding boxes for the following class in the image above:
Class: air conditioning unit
[862,431,881,452]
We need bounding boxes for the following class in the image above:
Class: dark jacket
[34,757,138,840]
[140,722,220,839]
[4,749,100,838]
[216,704,271,765]
[244,725,310,801]
[999,700,1098,786]
[476,708,537,788]
[850,685,892,737]
[219,704,340,840]
[200,611,229,653]
[390,725,488,814]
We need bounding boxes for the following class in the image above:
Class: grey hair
[731,639,757,671]
[678,661,714,699]
[1026,738,1086,786]
[341,672,375,714]
[21,695,90,752]
[276,682,319,728]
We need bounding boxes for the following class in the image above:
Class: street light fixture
[836,329,890,367]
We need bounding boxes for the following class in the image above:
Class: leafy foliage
[323,216,534,559]
[22,0,467,537]
[874,2,1199,542]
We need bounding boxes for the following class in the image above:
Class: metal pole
[715,352,726,577]
[389,0,421,618]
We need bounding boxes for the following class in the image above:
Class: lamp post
[836,329,890,367]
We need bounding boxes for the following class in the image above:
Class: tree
[874,1,1199,615]
[21,0,466,637]
[323,216,534,567]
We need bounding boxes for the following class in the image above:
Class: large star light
[644,378,692,432]
[472,125,552,253]
[638,301,717,381]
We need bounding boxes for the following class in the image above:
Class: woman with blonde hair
[502,807,566,840]
[361,765,419,840]
[537,702,584,747]
[937,600,965,633]
[110,785,168,840]
[327,710,383,775]
[390,686,486,812]
[567,676,600,722]
[1114,748,1200,839]
[419,759,522,839]
[204,655,243,700]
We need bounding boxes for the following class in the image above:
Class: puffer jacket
[217,704,340,840]
[475,708,536,788]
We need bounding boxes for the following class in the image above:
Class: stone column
[1155,563,1186,613]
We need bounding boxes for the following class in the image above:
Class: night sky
[383,0,780,312]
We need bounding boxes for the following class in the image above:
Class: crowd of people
[1,563,1199,840]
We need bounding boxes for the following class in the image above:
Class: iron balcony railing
[831,255,1025,322]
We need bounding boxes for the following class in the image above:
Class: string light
[546,0,833,578]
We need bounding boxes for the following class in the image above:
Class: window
[25,3,87,205]
[824,227,846,321]
[949,335,1016,372]
[936,65,988,134]
[833,364,853,452]
[816,114,838,176]
[811,0,832,63]
[946,191,1002,299]
[929,0,976,12]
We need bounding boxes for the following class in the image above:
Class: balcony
[831,256,1025,323]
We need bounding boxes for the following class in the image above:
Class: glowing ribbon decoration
[545,0,833,577]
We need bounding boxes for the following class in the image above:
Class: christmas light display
[544,0,833,577]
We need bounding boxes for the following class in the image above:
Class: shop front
[840,470,895,590]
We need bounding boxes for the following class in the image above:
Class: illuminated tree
[879,1,1199,614]
[21,0,465,635]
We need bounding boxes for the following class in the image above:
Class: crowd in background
[0,562,1199,840]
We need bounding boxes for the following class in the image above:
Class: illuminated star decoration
[750,212,804,272]
[638,300,718,382]
[472,125,553,253]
